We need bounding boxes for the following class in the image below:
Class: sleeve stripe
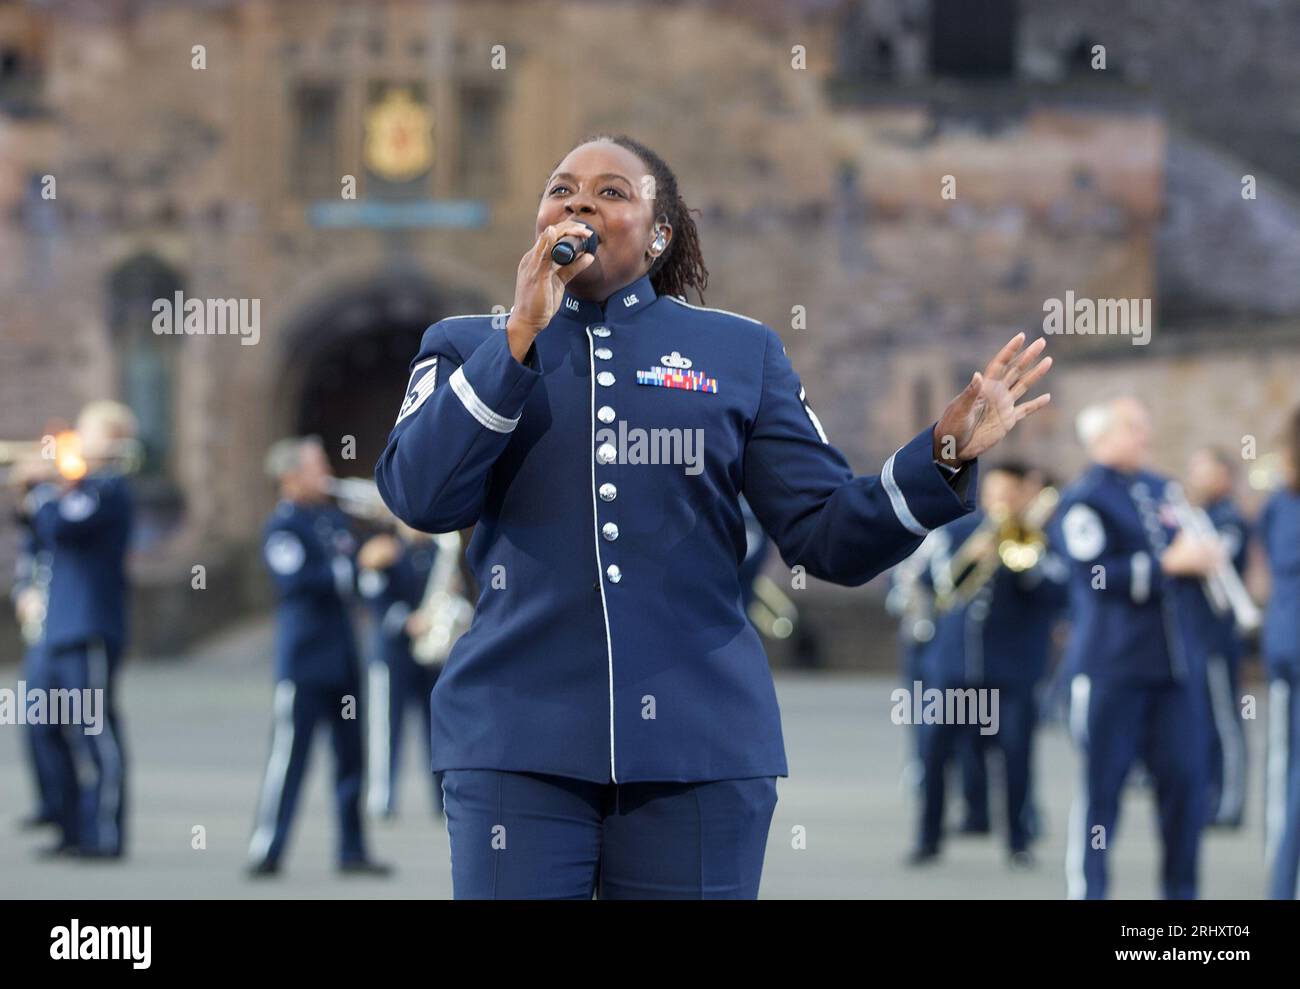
[798,387,830,444]
[881,450,929,537]
[449,366,520,434]
[1131,551,1151,603]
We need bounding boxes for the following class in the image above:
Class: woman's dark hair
[560,134,709,304]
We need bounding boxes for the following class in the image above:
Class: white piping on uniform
[1130,552,1151,604]
[798,386,830,444]
[881,451,929,537]
[88,640,122,852]
[1265,679,1289,867]
[367,662,392,817]
[449,366,520,433]
[249,680,296,862]
[1065,674,1091,900]
[664,296,766,325]
[586,326,618,784]
[1206,655,1245,823]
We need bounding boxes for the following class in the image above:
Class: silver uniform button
[592,326,611,337]
[597,371,615,387]
[599,483,617,502]
[595,347,613,360]
[602,523,619,541]
[597,443,617,465]
[597,405,616,423]
[606,564,621,583]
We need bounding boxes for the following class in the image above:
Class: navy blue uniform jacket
[263,502,361,688]
[375,272,977,783]
[1052,464,1206,684]
[31,473,133,655]
[1259,489,1300,679]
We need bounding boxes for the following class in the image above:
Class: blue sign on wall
[308,200,491,229]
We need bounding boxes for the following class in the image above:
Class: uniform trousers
[34,639,127,856]
[21,643,63,823]
[248,679,367,866]
[1067,673,1207,899]
[1266,671,1300,899]
[441,769,778,899]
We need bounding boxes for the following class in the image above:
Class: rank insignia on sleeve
[635,366,718,393]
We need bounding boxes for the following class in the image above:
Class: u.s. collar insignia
[637,351,717,393]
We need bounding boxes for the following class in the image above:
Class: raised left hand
[933,333,1052,463]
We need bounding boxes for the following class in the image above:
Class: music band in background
[7,396,1300,898]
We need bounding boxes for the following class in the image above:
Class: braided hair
[559,134,709,305]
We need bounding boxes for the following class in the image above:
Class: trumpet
[934,486,1059,613]
[1,432,142,484]
[1164,482,1261,634]
[324,477,392,521]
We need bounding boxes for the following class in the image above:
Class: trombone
[324,476,393,521]
[1164,482,1261,634]
[934,486,1060,613]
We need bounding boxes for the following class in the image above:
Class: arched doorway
[280,269,488,478]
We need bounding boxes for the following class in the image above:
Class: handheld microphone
[551,223,599,266]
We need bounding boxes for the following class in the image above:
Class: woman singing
[375,134,1051,899]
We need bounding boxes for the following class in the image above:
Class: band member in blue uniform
[1185,446,1251,829]
[23,402,136,859]
[887,528,945,804]
[11,494,58,830]
[375,134,1052,899]
[247,437,390,877]
[357,525,445,819]
[910,463,1067,866]
[1056,398,1221,899]
[1259,407,1300,899]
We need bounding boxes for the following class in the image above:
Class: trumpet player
[247,437,390,877]
[356,523,446,820]
[11,401,136,859]
[909,463,1068,866]
[1258,407,1300,899]
[1185,447,1251,829]
[1056,397,1221,899]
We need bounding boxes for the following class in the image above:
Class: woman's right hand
[506,220,598,363]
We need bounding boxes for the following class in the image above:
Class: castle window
[930,0,1018,79]
[290,82,341,200]
[457,83,503,199]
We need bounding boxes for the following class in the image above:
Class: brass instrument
[324,476,392,521]
[1,432,142,483]
[1164,482,1261,634]
[410,531,474,665]
[934,486,1060,613]
[747,575,798,640]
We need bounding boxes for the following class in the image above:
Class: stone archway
[277,267,488,479]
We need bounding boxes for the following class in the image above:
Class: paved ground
[0,619,1271,899]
